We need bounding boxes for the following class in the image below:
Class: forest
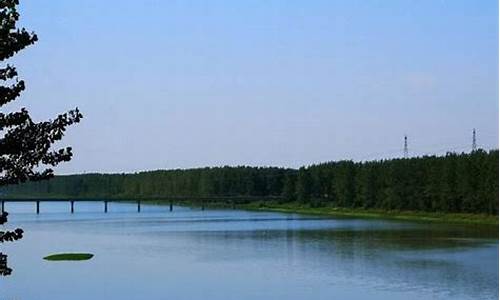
[1,149,498,215]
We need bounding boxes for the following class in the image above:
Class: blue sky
[8,0,499,173]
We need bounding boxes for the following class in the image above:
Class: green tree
[0,0,82,276]
[1,150,498,215]
[296,167,312,203]
[334,161,356,207]
[281,173,296,202]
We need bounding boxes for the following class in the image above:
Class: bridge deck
[0,198,176,214]
[0,196,281,214]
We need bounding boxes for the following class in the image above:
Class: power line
[335,129,495,163]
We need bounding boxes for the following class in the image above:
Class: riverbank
[142,199,498,225]
[238,202,499,226]
[2,195,496,225]
[116,199,498,225]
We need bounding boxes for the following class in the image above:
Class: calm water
[0,202,498,300]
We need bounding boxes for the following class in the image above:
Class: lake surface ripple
[0,202,497,300]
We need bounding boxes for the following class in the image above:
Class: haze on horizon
[8,0,499,174]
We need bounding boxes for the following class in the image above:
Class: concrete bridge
[0,198,168,214]
[0,196,282,214]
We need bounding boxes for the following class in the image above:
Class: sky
[6,0,499,174]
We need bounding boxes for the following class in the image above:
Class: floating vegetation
[43,253,94,261]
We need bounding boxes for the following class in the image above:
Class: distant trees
[295,167,312,203]
[3,150,498,215]
[0,0,82,276]
[282,174,296,202]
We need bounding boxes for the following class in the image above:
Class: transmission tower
[472,128,477,152]
[404,135,408,158]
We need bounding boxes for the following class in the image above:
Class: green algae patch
[43,253,94,261]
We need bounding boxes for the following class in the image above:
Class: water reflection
[170,227,497,298]
[1,202,498,300]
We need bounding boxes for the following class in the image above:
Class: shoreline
[1,196,497,226]
[143,200,498,226]
[238,202,499,226]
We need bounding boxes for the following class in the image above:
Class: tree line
[1,149,498,215]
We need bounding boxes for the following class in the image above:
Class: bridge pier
[169,202,173,212]
[36,201,40,214]
[104,201,108,213]
[137,200,141,213]
[70,201,74,213]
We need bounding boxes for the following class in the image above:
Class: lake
[0,202,498,300]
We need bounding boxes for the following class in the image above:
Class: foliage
[0,0,82,276]
[4,150,498,215]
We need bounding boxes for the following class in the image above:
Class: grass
[43,253,94,261]
[139,198,498,226]
[241,202,499,226]
[144,199,497,226]
[8,195,494,226]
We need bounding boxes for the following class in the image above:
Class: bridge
[0,196,282,214]
[0,198,171,214]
